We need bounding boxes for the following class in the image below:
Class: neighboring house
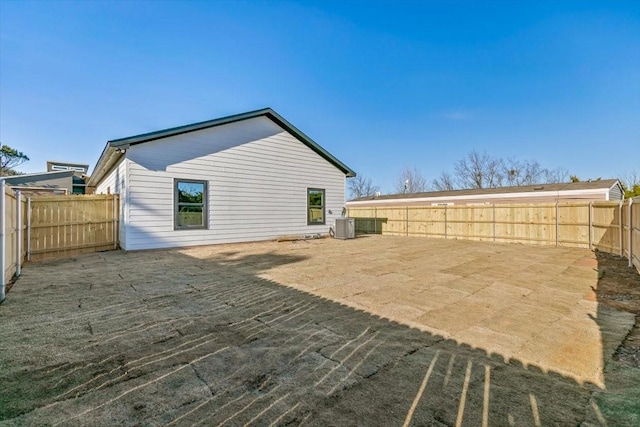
[47,160,89,174]
[47,160,90,194]
[347,179,624,207]
[1,161,90,195]
[1,170,74,195]
[87,108,356,251]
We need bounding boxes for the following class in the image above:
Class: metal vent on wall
[334,218,355,239]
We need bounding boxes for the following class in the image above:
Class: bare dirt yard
[1,235,639,426]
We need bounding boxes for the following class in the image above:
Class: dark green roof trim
[108,108,356,177]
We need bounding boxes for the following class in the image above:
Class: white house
[87,108,355,251]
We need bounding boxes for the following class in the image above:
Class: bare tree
[431,171,455,191]
[348,175,380,199]
[394,166,428,194]
[620,170,639,188]
[543,167,569,184]
[620,170,640,198]
[454,150,503,189]
[431,151,570,191]
[502,158,548,186]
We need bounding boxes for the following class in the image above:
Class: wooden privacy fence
[27,194,119,261]
[1,182,25,301]
[627,198,640,271]
[348,198,640,273]
[1,181,119,300]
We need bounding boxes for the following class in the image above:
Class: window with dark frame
[307,188,325,225]
[175,179,207,229]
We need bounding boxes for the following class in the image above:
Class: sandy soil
[0,236,638,426]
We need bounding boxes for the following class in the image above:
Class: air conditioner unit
[334,218,355,239]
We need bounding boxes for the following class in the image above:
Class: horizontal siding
[95,161,125,195]
[609,184,623,201]
[124,116,346,250]
[95,175,115,195]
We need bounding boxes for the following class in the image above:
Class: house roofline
[348,179,621,203]
[346,187,613,206]
[89,108,355,186]
[1,170,74,181]
[107,108,274,146]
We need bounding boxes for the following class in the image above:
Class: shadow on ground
[0,243,638,426]
[589,251,640,426]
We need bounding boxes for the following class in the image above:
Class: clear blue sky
[1,0,638,193]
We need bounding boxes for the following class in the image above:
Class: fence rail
[1,186,119,300]
[348,199,640,273]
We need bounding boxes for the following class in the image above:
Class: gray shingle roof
[350,179,621,202]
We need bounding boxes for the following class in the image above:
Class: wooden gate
[27,194,119,261]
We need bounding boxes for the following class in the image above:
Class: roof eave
[106,107,356,178]
[347,187,613,205]
[263,110,356,177]
[87,145,124,187]
[108,108,274,147]
[609,179,623,192]
[1,170,74,180]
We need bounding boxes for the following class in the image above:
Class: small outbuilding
[87,108,355,251]
[347,179,624,208]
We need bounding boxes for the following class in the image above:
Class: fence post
[619,201,623,256]
[405,206,409,236]
[15,190,21,277]
[555,202,559,247]
[26,197,31,262]
[113,194,118,249]
[0,180,6,303]
[629,198,633,268]
[492,204,496,242]
[374,206,377,234]
[589,202,593,250]
[444,205,448,239]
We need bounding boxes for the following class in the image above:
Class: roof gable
[89,108,354,186]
